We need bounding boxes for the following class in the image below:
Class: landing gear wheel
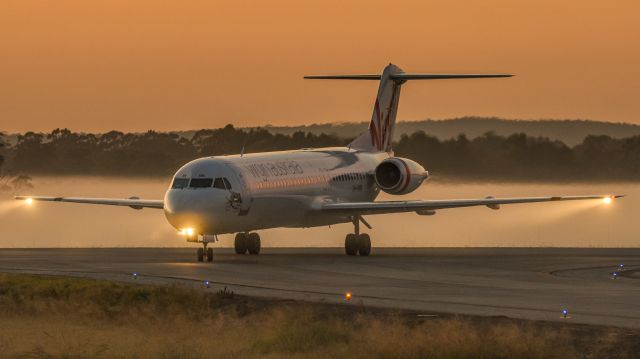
[247,233,261,255]
[206,247,214,262]
[234,233,248,254]
[197,247,204,262]
[345,234,358,256]
[357,233,371,256]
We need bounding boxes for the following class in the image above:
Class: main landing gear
[234,232,261,255]
[345,216,372,256]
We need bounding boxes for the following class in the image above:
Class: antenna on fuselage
[240,145,245,157]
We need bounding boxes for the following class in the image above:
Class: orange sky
[1,0,638,133]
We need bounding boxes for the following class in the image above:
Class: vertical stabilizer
[349,64,404,153]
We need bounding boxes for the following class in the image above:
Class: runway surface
[0,248,638,328]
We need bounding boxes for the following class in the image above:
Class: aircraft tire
[345,234,358,256]
[234,233,248,254]
[357,233,371,256]
[206,247,214,262]
[197,248,204,262]
[247,233,261,255]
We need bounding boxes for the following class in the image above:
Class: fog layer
[0,177,635,248]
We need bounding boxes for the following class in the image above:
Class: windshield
[190,178,214,188]
[172,178,189,189]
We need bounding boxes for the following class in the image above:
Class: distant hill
[256,117,640,146]
[3,118,640,147]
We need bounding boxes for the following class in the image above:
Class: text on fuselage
[245,161,304,178]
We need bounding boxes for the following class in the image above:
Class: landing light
[25,198,33,205]
[603,196,613,204]
[180,228,195,236]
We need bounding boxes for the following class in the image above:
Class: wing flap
[321,195,621,216]
[15,196,164,209]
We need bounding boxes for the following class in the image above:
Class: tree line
[0,125,638,181]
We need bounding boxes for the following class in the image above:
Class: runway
[0,248,638,328]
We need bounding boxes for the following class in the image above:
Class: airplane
[15,64,621,262]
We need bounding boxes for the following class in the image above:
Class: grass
[0,274,638,358]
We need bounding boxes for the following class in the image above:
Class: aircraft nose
[163,189,224,234]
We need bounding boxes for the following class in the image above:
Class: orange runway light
[345,292,352,301]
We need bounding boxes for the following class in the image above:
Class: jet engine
[374,157,429,195]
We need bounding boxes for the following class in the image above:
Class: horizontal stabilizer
[306,63,513,153]
[304,74,513,81]
[304,74,382,80]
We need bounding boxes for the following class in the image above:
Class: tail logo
[370,99,383,150]
[369,85,397,152]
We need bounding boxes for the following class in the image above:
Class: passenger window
[172,178,189,189]
[213,178,225,189]
[223,178,232,190]
[190,178,213,188]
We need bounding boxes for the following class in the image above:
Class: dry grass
[0,274,637,359]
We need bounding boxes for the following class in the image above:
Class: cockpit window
[223,178,232,190]
[213,178,225,189]
[190,178,213,188]
[172,178,189,189]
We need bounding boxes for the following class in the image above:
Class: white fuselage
[163,147,391,235]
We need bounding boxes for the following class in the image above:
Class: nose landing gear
[193,234,215,262]
[234,232,261,255]
[197,244,214,262]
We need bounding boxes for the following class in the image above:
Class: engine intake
[374,157,429,195]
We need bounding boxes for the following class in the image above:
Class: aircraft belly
[214,196,308,233]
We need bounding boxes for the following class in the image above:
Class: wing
[15,196,164,210]
[321,195,622,216]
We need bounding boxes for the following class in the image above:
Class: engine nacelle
[374,157,429,195]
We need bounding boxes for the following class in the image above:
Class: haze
[1,177,635,248]
[1,0,639,133]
